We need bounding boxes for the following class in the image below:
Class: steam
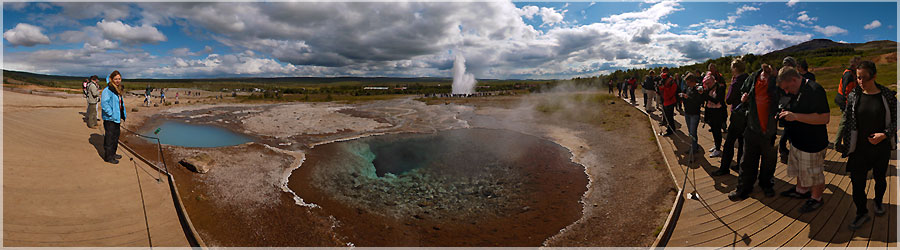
[452,53,477,95]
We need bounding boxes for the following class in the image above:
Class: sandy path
[3,90,190,247]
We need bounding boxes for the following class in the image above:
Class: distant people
[729,64,779,201]
[628,76,638,104]
[679,73,703,152]
[84,75,101,129]
[703,64,727,158]
[642,70,659,112]
[713,58,749,176]
[798,58,815,82]
[144,84,152,107]
[607,79,614,94]
[101,71,127,164]
[775,66,830,213]
[835,61,897,230]
[160,88,167,104]
[674,72,683,113]
[658,67,678,136]
[835,56,861,112]
[175,92,179,102]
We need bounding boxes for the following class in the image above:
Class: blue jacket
[100,86,127,123]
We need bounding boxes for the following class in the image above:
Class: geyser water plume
[452,54,477,95]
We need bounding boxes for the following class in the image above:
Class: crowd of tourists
[612,56,896,230]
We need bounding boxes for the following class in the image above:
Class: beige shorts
[786,144,826,187]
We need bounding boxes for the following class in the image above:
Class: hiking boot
[780,153,789,164]
[799,198,823,213]
[763,187,776,197]
[780,188,812,199]
[709,147,716,152]
[728,190,750,201]
[114,154,122,159]
[711,168,730,176]
[660,131,673,137]
[106,158,120,164]
[874,202,886,216]
[848,214,871,230]
[730,163,740,172]
[709,150,722,158]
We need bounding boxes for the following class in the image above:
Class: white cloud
[864,20,882,30]
[797,11,817,23]
[519,5,539,19]
[735,5,759,16]
[813,25,848,36]
[539,7,565,26]
[787,0,800,7]
[5,2,28,11]
[96,19,167,44]
[3,23,51,47]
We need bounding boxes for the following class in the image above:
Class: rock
[179,153,214,173]
[174,101,180,104]
[131,108,139,112]
[153,104,159,107]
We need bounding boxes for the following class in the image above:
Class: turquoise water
[143,121,252,147]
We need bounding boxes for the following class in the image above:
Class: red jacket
[659,74,678,106]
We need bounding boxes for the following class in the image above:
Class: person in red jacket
[659,67,679,136]
[628,76,638,104]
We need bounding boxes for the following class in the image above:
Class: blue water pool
[142,121,253,147]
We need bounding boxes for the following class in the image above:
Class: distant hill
[765,39,854,55]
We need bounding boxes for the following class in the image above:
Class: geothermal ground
[120,90,675,247]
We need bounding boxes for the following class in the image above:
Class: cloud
[5,2,28,11]
[735,5,759,16]
[55,2,132,21]
[787,0,800,7]
[539,7,565,26]
[797,11,817,23]
[96,19,167,44]
[3,23,51,46]
[864,20,882,30]
[812,25,848,36]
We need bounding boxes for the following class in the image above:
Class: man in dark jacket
[713,58,749,176]
[729,64,780,200]
[642,71,659,113]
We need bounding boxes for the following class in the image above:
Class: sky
[2,1,897,79]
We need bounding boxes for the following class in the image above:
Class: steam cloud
[452,53,477,95]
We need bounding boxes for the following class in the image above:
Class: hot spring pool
[142,121,253,148]
[289,128,589,243]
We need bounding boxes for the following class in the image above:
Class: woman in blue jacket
[101,70,126,164]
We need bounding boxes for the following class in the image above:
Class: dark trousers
[848,148,890,216]
[710,120,723,150]
[737,132,777,193]
[629,88,636,103]
[663,104,676,134]
[720,125,744,171]
[103,120,121,161]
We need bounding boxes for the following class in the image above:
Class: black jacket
[740,68,780,141]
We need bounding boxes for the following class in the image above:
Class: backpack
[835,69,855,109]
[82,80,90,98]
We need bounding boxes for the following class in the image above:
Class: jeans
[848,148,890,216]
[103,120,121,161]
[685,114,700,150]
[86,103,98,128]
[720,125,744,171]
[643,89,657,112]
[663,105,676,134]
[629,88,636,103]
[737,132,777,193]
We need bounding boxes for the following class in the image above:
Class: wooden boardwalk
[3,91,191,247]
[624,95,898,248]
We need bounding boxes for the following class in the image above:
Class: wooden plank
[755,151,848,247]
[805,168,865,247]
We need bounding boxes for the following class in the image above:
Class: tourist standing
[729,64,779,201]
[835,56,861,112]
[798,58,816,82]
[713,58,749,176]
[101,71,127,164]
[85,75,101,129]
[777,57,799,164]
[642,71,658,112]
[703,64,727,158]
[835,61,897,230]
[607,79,614,94]
[658,67,678,136]
[680,73,703,152]
[628,76,638,104]
[775,67,830,213]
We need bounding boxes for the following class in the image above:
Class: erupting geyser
[452,54,477,95]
